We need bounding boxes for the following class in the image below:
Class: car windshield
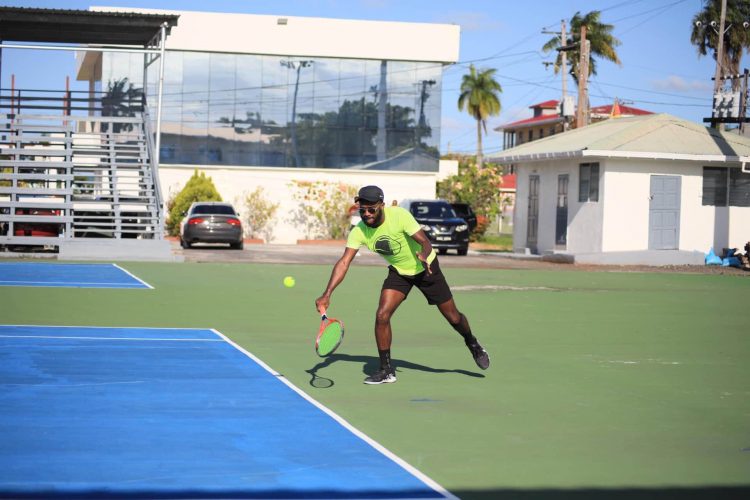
[192,205,236,215]
[410,202,456,218]
[452,204,472,216]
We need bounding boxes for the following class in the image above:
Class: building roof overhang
[0,6,178,46]
[492,148,750,166]
[495,115,563,132]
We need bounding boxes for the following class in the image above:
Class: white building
[78,8,461,243]
[488,113,750,265]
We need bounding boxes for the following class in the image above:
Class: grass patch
[472,233,513,251]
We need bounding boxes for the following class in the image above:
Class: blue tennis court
[0,325,453,499]
[0,263,151,288]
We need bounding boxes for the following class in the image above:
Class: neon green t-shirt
[346,206,436,276]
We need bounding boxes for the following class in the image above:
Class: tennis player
[315,185,490,385]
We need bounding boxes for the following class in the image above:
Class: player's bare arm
[315,247,359,312]
[409,229,434,275]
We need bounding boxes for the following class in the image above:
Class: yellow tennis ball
[283,276,296,288]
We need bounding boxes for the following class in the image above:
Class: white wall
[602,159,750,252]
[93,7,460,63]
[513,161,603,254]
[159,165,437,243]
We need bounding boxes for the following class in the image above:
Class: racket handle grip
[319,307,327,321]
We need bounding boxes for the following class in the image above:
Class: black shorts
[382,258,453,305]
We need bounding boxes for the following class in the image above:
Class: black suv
[400,199,469,256]
[450,202,477,233]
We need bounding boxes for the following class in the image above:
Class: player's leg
[436,298,490,370]
[364,288,406,384]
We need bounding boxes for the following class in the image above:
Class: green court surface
[2,261,749,499]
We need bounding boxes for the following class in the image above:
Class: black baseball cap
[355,185,384,204]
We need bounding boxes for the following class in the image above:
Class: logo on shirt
[374,236,402,256]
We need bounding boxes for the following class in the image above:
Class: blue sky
[2,0,722,156]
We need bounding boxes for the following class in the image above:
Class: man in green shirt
[315,185,490,385]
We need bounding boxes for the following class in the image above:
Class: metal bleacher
[0,89,167,257]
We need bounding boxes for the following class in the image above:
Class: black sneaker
[467,341,490,370]
[364,367,396,385]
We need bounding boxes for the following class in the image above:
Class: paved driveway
[173,241,749,275]
[174,241,563,270]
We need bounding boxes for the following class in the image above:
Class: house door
[526,175,539,252]
[648,175,681,250]
[555,174,569,247]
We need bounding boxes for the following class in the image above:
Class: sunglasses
[358,203,381,215]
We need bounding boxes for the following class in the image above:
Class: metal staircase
[0,89,168,258]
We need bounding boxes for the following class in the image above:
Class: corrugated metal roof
[489,113,750,163]
[0,6,178,45]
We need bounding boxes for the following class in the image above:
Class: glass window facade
[103,51,442,171]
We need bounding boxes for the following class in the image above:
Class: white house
[488,113,750,265]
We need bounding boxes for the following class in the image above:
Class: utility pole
[576,25,590,128]
[560,19,568,130]
[542,20,570,130]
[280,59,313,167]
[416,79,436,147]
[377,61,388,162]
[713,0,728,95]
[560,20,567,103]
[713,0,728,130]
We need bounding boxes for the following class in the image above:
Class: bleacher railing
[0,88,163,248]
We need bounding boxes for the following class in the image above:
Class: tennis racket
[315,309,344,357]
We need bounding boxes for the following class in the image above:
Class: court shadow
[306,353,484,388]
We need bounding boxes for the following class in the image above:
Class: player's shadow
[306,353,484,388]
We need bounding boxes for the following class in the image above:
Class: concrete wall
[93,7,460,63]
[602,159,750,252]
[159,165,437,243]
[513,160,603,254]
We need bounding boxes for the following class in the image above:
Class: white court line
[2,324,212,331]
[113,263,154,289]
[0,280,143,287]
[0,335,222,341]
[211,328,458,500]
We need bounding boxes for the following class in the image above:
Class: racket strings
[317,321,343,356]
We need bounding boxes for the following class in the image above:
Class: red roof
[589,104,652,116]
[529,99,559,109]
[498,114,562,130]
[500,174,516,190]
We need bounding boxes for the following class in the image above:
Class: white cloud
[651,75,712,92]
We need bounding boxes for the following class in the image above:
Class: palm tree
[101,78,144,133]
[458,65,502,169]
[543,10,621,84]
[690,0,750,91]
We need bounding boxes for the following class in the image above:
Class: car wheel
[181,238,191,249]
[231,241,244,250]
[438,248,448,255]
[457,246,468,256]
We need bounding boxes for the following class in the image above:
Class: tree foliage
[437,156,506,238]
[243,187,279,242]
[457,65,502,169]
[690,0,750,90]
[542,10,621,85]
[165,170,223,236]
[289,180,358,240]
[101,78,144,133]
[219,98,436,168]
